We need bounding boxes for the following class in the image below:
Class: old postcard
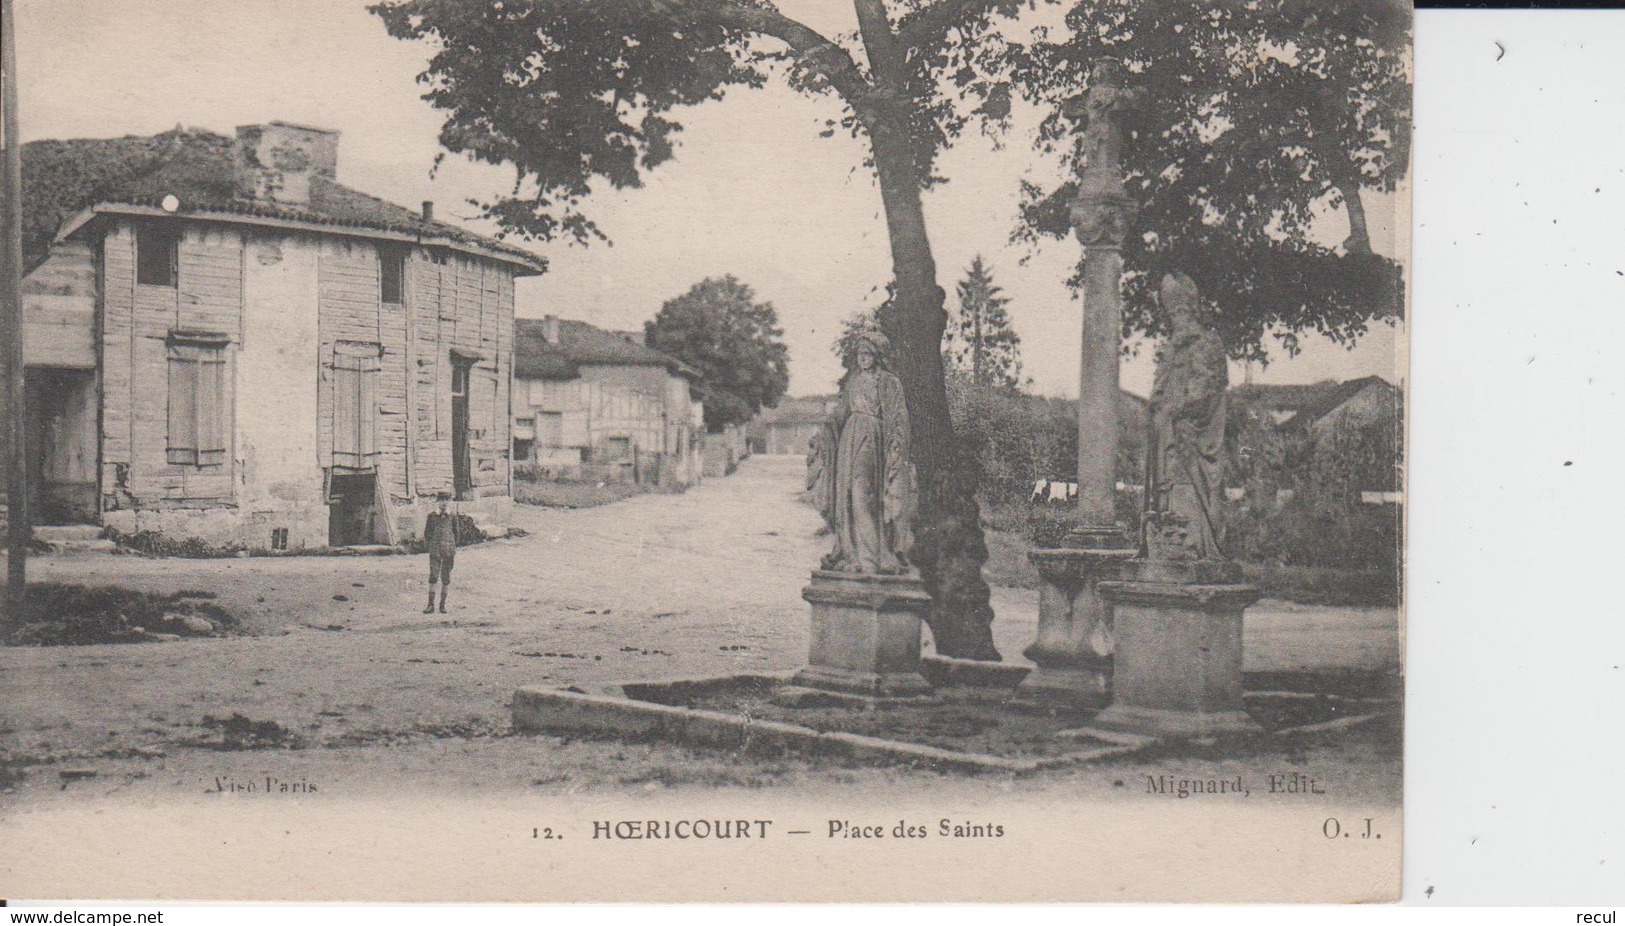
[0,0,1408,903]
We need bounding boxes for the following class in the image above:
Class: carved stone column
[1021,61,1141,708]
[1017,548,1135,708]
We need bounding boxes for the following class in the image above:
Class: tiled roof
[1279,376,1396,429]
[1231,377,1396,429]
[513,319,581,380]
[514,317,698,381]
[22,128,545,274]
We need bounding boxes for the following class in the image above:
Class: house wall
[100,221,241,527]
[407,251,512,498]
[96,219,517,549]
[0,245,99,518]
[22,242,97,369]
[238,234,324,550]
[762,421,822,456]
[515,364,703,487]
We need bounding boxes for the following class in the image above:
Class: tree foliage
[645,275,790,431]
[18,129,238,271]
[1013,0,1411,362]
[946,255,1023,389]
[833,305,886,373]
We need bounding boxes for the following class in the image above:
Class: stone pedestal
[1018,539,1135,709]
[1089,560,1263,737]
[781,570,933,703]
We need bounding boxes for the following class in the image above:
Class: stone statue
[1068,60,1143,249]
[1144,272,1230,561]
[808,331,916,574]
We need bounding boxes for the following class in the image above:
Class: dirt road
[1,455,1400,801]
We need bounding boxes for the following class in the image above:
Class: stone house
[747,395,836,455]
[4,123,545,551]
[1228,376,1403,503]
[511,316,705,488]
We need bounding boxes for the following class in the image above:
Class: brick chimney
[234,121,340,206]
[542,315,561,344]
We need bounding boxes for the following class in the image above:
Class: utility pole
[2,0,28,619]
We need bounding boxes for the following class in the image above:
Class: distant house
[3,123,544,551]
[511,315,704,488]
[1229,376,1403,501]
[747,395,837,455]
[1231,377,1399,434]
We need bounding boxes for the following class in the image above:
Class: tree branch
[673,0,880,107]
[896,0,1013,52]
[853,0,905,88]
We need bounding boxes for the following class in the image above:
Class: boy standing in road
[424,492,459,614]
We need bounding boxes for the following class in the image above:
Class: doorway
[451,357,473,499]
[328,472,381,547]
[25,368,98,525]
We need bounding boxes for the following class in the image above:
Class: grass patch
[4,582,240,646]
[1239,562,1399,607]
[103,528,245,558]
[513,479,651,509]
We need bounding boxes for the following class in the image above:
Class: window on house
[513,438,534,462]
[379,247,406,304]
[538,412,563,448]
[270,528,289,551]
[332,344,381,471]
[605,436,631,461]
[167,336,228,466]
[137,224,179,287]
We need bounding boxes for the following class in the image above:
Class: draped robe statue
[807,333,915,574]
[1145,272,1230,561]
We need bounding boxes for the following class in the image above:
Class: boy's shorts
[429,551,455,584]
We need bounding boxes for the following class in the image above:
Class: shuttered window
[379,247,406,304]
[137,224,179,287]
[333,344,381,471]
[167,338,228,466]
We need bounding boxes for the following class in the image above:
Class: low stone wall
[98,491,515,553]
[103,504,329,553]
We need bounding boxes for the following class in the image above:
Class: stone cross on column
[1017,62,1142,709]
[1068,59,1142,541]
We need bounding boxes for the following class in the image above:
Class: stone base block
[787,570,933,705]
[1090,559,1263,739]
[1015,663,1111,711]
[1017,545,1135,710]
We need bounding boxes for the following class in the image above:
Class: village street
[1,455,1400,806]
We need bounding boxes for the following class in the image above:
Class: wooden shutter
[168,338,228,467]
[197,349,227,466]
[333,343,381,471]
[167,346,198,465]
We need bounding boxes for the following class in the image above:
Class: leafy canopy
[370,0,1027,245]
[645,275,791,431]
[1012,0,1411,362]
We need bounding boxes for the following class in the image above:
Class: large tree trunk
[865,114,1001,661]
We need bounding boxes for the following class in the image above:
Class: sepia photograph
[0,0,1409,903]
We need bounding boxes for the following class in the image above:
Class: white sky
[15,0,1406,398]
